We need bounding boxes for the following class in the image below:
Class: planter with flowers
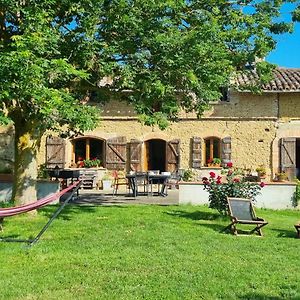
[207,157,222,168]
[102,171,113,190]
[202,163,265,215]
[275,171,289,182]
[256,165,267,181]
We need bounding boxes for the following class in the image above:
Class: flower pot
[102,180,112,190]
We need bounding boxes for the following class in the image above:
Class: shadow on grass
[238,294,285,300]
[39,202,128,221]
[239,288,300,300]
[271,228,298,239]
[166,210,228,232]
[166,210,223,221]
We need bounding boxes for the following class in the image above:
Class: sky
[267,22,300,68]
[266,3,300,68]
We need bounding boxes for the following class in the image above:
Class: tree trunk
[11,121,41,206]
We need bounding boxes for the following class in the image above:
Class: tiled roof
[236,67,300,92]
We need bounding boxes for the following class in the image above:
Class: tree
[0,2,100,204]
[0,0,297,204]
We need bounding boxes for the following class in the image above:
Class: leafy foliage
[202,164,264,214]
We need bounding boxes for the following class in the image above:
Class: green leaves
[0,0,298,131]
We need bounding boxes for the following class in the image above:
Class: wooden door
[167,139,180,172]
[280,137,296,180]
[105,136,127,170]
[129,139,142,171]
[46,136,66,169]
[191,136,202,169]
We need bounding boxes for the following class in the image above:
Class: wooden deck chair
[295,223,300,238]
[224,197,268,236]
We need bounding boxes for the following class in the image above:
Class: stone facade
[2,87,300,181]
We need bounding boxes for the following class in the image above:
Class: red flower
[217,175,222,180]
[202,177,208,182]
[207,158,213,164]
[233,178,240,183]
[203,180,210,185]
[227,162,233,168]
[260,182,266,188]
[209,172,216,178]
[216,179,222,184]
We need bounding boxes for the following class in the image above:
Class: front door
[145,139,166,172]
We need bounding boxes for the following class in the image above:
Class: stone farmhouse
[1,67,300,181]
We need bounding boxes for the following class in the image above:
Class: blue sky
[266,3,300,68]
[267,22,300,68]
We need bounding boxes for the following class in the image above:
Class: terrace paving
[72,187,179,206]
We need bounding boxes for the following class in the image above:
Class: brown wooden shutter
[167,139,180,172]
[191,137,202,169]
[280,137,296,180]
[105,136,127,170]
[221,137,232,166]
[129,139,142,171]
[46,136,65,169]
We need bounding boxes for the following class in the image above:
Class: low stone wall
[0,181,60,203]
[179,182,298,210]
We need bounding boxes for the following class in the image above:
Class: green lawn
[0,204,299,300]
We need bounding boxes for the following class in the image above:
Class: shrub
[202,163,264,214]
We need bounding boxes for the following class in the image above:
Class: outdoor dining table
[126,173,171,197]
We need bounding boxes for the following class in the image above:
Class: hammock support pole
[0,181,82,246]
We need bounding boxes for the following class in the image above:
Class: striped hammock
[0,181,80,218]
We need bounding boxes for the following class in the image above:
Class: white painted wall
[179,182,298,210]
[0,181,60,203]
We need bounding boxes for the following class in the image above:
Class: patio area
[72,188,179,206]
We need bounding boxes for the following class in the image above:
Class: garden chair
[224,197,268,236]
[295,223,300,238]
[112,170,129,196]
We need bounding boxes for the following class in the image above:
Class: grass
[0,203,300,299]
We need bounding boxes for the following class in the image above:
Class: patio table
[126,173,170,197]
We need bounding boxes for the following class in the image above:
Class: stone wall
[3,90,300,179]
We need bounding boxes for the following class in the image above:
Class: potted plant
[182,169,195,182]
[275,171,289,182]
[102,171,113,190]
[256,165,266,179]
[83,158,101,168]
[207,158,222,167]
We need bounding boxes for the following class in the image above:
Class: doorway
[145,139,166,172]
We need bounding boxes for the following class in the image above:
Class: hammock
[0,180,82,246]
[0,181,79,217]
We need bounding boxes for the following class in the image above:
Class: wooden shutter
[280,137,296,180]
[105,136,127,170]
[129,139,142,171]
[46,136,65,169]
[221,137,232,166]
[167,139,180,172]
[191,137,202,169]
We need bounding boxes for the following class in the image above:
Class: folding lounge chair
[224,197,268,236]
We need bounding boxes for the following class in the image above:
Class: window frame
[204,136,221,165]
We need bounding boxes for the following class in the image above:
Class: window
[73,138,104,165]
[220,87,229,102]
[205,137,221,165]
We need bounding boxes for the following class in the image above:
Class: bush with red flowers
[202,163,264,214]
